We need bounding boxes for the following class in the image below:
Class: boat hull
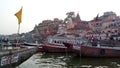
[36,46,44,52]
[63,43,81,55]
[64,42,120,57]
[80,46,120,58]
[42,42,71,53]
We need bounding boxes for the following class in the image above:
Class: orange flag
[15,7,22,24]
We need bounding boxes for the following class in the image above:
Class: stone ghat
[0,47,37,68]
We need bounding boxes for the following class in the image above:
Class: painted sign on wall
[1,53,19,66]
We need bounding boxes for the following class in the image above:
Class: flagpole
[17,24,20,46]
[17,24,20,35]
[15,7,22,47]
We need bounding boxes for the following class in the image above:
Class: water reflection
[17,52,120,68]
[67,56,120,68]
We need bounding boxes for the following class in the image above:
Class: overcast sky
[0,0,120,35]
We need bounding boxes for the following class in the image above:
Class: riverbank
[0,46,37,68]
[17,52,120,68]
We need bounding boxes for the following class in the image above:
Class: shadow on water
[18,52,120,68]
[66,56,120,68]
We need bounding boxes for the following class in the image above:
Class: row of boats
[23,36,120,58]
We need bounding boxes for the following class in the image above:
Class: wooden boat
[23,42,41,46]
[64,41,120,57]
[22,42,44,52]
[63,42,81,55]
[42,42,69,52]
[42,36,82,53]
[80,45,120,58]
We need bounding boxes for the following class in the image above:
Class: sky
[0,0,120,35]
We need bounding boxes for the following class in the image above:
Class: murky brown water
[16,52,120,68]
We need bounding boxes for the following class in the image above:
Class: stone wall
[0,48,37,68]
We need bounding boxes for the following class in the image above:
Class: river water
[16,52,120,68]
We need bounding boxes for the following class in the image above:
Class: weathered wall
[0,48,37,68]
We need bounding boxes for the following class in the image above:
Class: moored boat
[42,36,82,53]
[64,41,120,57]
[42,42,69,52]
[80,45,120,58]
[22,42,44,52]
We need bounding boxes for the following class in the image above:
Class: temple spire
[75,13,81,23]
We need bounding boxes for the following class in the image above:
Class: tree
[64,12,75,23]
[66,12,75,18]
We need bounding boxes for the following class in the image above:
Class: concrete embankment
[0,47,37,68]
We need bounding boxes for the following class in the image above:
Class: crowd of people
[86,30,120,47]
